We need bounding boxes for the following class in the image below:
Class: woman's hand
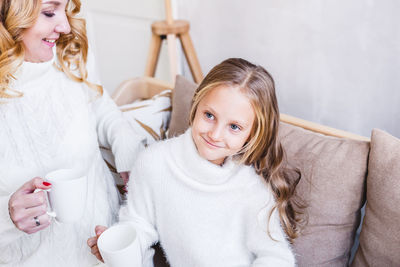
[8,177,52,234]
[87,225,108,262]
[120,171,130,192]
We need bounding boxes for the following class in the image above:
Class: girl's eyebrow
[204,105,216,113]
[42,1,61,6]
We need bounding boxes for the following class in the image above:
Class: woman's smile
[42,38,57,47]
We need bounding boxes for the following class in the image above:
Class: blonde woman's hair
[0,0,102,98]
[189,58,303,241]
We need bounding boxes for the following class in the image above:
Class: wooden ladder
[144,0,203,84]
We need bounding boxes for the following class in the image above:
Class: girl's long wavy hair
[0,0,102,98]
[189,58,303,241]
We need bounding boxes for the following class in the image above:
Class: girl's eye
[43,12,55,18]
[205,112,214,120]
[230,124,241,132]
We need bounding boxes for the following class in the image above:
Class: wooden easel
[144,0,203,84]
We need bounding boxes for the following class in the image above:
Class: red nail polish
[43,182,52,186]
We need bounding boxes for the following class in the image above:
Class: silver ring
[34,216,40,227]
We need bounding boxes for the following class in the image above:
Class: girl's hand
[87,225,108,262]
[119,171,130,192]
[8,177,52,234]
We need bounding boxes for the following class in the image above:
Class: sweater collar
[12,48,56,88]
[171,128,241,185]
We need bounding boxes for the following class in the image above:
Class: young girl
[89,58,301,266]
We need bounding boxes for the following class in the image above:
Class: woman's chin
[24,53,54,63]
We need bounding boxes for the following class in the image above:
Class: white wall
[84,0,400,138]
[177,0,400,138]
[84,0,171,94]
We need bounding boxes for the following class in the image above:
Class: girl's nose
[209,125,223,141]
[55,14,71,34]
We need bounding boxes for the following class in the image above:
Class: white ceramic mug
[44,169,88,223]
[98,223,142,267]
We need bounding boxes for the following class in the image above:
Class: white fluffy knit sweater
[120,129,295,267]
[0,52,144,266]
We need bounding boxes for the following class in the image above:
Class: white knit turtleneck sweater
[119,129,295,267]
[0,51,144,267]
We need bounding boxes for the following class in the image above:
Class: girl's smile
[202,135,224,148]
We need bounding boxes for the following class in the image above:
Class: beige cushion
[167,75,197,138]
[279,123,369,266]
[352,129,400,266]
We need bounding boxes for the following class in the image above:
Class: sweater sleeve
[118,152,159,265]
[85,50,145,172]
[248,204,296,266]
[0,193,24,247]
[92,90,145,172]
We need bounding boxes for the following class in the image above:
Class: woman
[0,0,143,266]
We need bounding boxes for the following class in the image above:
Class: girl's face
[192,85,255,165]
[22,0,71,63]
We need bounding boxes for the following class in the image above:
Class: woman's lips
[42,38,56,48]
